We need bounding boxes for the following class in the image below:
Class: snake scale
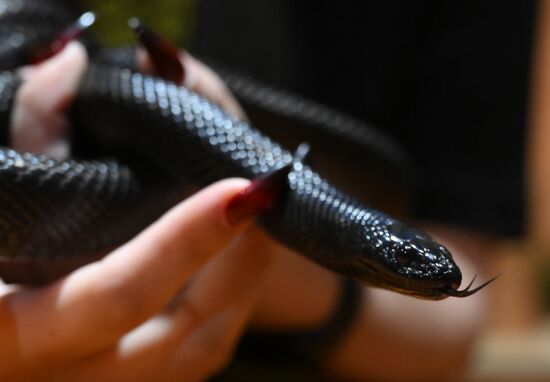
[0,0,492,299]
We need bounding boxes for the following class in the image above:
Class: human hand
[0,176,273,381]
[10,39,246,159]
[137,47,247,121]
[0,42,273,381]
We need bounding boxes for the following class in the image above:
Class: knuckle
[176,299,209,332]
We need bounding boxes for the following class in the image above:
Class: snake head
[386,222,462,295]
[345,217,494,300]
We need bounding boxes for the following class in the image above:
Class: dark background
[193,0,536,237]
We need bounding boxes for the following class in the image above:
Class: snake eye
[395,244,426,267]
[397,253,418,267]
[397,253,412,267]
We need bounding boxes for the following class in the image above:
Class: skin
[0,41,490,381]
[1,42,272,381]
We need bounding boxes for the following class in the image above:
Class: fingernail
[225,165,291,226]
[31,11,96,64]
[128,17,185,84]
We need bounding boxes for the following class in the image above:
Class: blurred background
[55,0,550,380]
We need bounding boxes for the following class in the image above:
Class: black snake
[0,0,492,299]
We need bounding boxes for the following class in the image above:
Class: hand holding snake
[0,37,286,381]
[0,3,496,380]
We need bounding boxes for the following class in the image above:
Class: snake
[0,0,493,299]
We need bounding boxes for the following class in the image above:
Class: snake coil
[0,0,490,299]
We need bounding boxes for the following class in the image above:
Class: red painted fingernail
[225,165,291,226]
[31,11,96,64]
[128,18,185,84]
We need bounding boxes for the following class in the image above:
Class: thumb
[11,41,88,159]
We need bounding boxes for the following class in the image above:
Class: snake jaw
[439,274,500,297]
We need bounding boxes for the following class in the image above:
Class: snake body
[0,0,466,299]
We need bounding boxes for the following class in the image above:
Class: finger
[174,300,259,381]
[54,305,256,382]
[137,48,247,120]
[10,178,254,365]
[183,53,247,120]
[51,229,272,381]
[113,227,272,356]
[172,230,273,380]
[11,41,87,158]
[0,291,24,379]
[168,226,273,324]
